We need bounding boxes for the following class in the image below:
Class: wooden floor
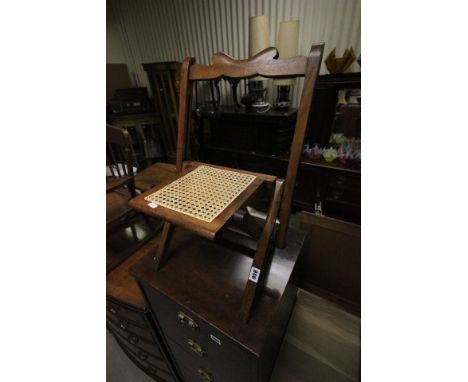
[107,288,360,381]
[270,289,360,382]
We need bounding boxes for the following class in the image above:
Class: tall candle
[274,20,299,86]
[249,15,270,57]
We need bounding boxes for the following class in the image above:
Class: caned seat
[129,45,324,322]
[130,161,276,240]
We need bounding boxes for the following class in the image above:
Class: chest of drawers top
[130,227,304,357]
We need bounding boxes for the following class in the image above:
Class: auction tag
[148,202,158,208]
[248,266,261,283]
[210,334,221,346]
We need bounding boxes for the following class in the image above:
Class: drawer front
[119,339,175,382]
[146,289,256,381]
[107,314,154,343]
[178,362,218,382]
[107,299,147,327]
[119,337,170,374]
[328,172,360,189]
[110,322,163,359]
[168,339,253,382]
[326,186,360,204]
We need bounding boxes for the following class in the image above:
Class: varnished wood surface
[189,48,309,80]
[270,289,360,382]
[142,62,181,163]
[298,212,361,314]
[175,44,323,248]
[107,235,162,309]
[129,162,267,240]
[134,162,177,192]
[130,226,305,357]
[107,286,360,382]
[106,215,160,274]
[185,161,277,182]
[107,189,132,226]
[175,57,194,173]
[240,179,284,322]
[276,44,324,248]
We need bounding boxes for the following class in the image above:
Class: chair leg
[239,179,284,323]
[152,222,175,271]
[143,214,154,231]
[130,224,139,243]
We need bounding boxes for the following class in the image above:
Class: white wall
[107,0,361,104]
[106,3,126,63]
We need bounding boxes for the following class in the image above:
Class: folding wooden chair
[129,45,324,322]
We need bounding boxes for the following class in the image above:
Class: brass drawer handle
[335,175,345,185]
[139,350,148,361]
[187,339,206,357]
[119,320,128,330]
[197,368,214,382]
[177,311,199,331]
[108,305,119,314]
[129,335,139,345]
[148,365,157,375]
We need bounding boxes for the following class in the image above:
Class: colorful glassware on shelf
[346,151,361,169]
[306,144,322,160]
[330,133,347,147]
[337,147,348,165]
[323,148,338,162]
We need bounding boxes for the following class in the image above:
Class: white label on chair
[248,267,261,283]
[148,202,158,208]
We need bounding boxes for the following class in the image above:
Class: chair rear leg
[239,179,284,323]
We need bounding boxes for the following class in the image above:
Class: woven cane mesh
[144,165,257,222]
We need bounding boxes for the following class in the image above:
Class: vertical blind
[107,0,361,106]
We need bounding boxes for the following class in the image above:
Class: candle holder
[274,85,291,110]
[241,80,270,112]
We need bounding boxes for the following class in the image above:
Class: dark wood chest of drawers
[107,236,180,382]
[130,227,304,382]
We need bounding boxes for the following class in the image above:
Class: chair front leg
[152,222,175,271]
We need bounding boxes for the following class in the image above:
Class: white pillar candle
[249,15,270,57]
[274,20,299,86]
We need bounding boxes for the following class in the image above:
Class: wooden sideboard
[130,226,304,382]
[197,73,361,224]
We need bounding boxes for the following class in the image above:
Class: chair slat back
[143,62,181,162]
[106,124,135,179]
[176,44,324,247]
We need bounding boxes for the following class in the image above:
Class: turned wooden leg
[240,179,284,323]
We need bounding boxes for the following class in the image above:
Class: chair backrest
[176,44,324,247]
[143,62,181,163]
[106,124,135,179]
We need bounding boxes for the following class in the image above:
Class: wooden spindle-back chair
[143,62,181,163]
[130,45,324,322]
[106,124,138,232]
